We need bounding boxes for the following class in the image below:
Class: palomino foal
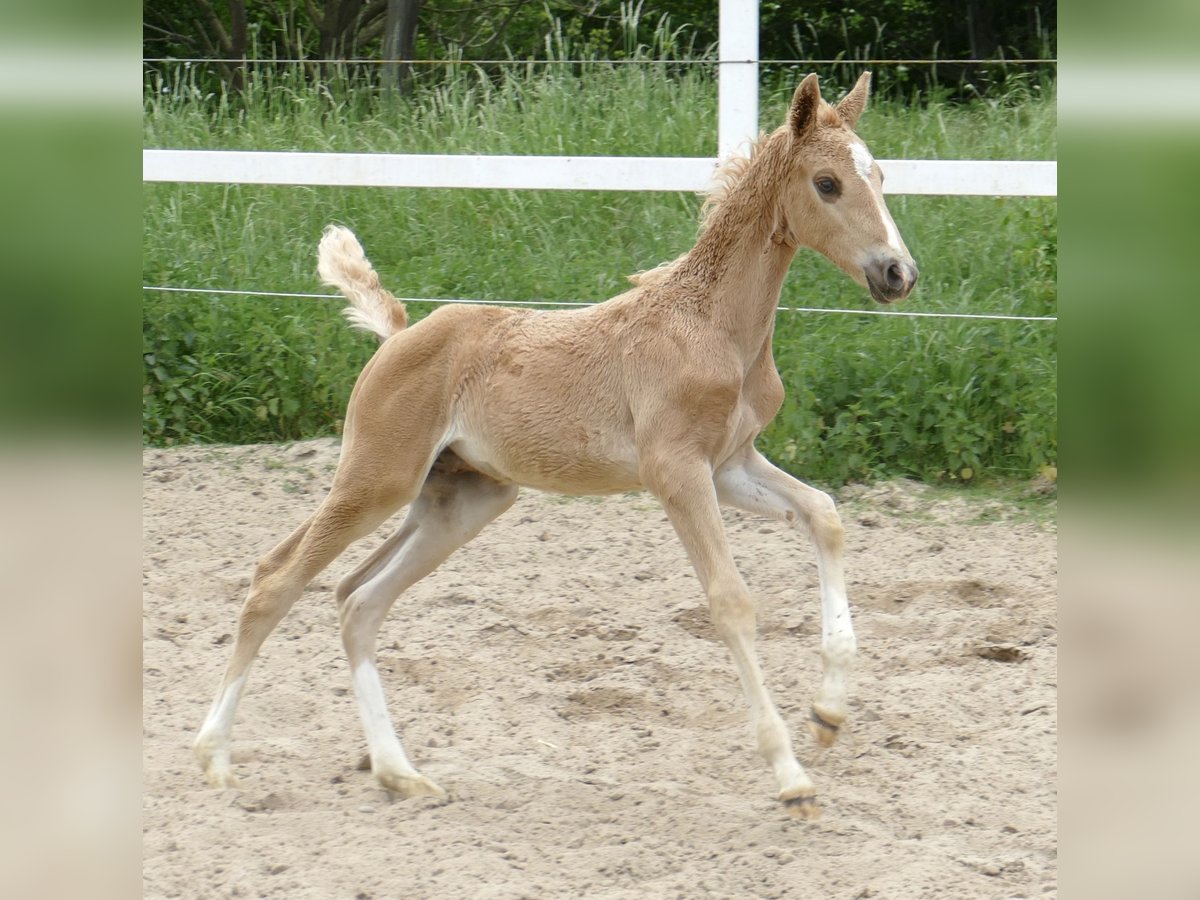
[194,72,917,818]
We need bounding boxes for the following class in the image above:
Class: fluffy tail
[317,225,408,340]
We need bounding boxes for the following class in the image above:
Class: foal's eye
[814,177,838,197]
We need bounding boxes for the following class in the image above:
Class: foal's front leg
[715,448,855,748]
[642,456,819,819]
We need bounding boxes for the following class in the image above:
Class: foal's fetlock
[810,635,854,747]
[193,736,240,789]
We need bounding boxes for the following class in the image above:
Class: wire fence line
[144,57,1058,66]
[141,285,1056,323]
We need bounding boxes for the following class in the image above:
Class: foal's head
[775,72,919,303]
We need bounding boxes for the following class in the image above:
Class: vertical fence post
[718,0,760,160]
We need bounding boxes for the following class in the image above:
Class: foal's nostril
[865,258,917,302]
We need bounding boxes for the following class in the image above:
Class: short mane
[699,137,764,233]
[628,136,763,286]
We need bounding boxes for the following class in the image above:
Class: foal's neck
[680,148,797,355]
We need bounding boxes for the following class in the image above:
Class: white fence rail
[142,150,1056,196]
[140,0,1056,198]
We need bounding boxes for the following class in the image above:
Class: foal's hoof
[780,788,822,822]
[807,706,844,748]
[376,770,447,800]
[204,767,241,790]
[194,738,240,789]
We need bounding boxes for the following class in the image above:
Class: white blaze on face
[850,141,875,181]
[850,140,903,254]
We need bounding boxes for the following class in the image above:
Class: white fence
[142,0,1056,322]
[141,0,1057,199]
[142,150,1055,197]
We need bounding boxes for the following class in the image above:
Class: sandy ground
[143,439,1057,899]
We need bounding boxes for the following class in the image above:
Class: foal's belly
[448,422,643,496]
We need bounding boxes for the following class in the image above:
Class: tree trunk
[382,0,423,93]
[228,0,247,90]
[965,0,998,59]
[195,0,249,90]
[317,0,367,59]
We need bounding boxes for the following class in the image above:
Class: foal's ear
[789,73,822,138]
[835,71,872,130]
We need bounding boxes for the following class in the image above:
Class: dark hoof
[808,709,842,747]
[782,793,822,821]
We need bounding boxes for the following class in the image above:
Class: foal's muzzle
[864,258,919,304]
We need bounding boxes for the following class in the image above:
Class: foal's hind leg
[194,479,419,788]
[715,448,855,749]
[336,466,517,799]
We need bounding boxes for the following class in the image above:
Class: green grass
[143,59,1056,487]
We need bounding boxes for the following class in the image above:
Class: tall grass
[143,48,1056,487]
